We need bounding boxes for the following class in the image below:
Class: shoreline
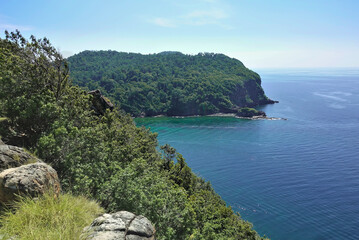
[140,113,287,121]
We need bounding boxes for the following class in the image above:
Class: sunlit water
[135,69,359,240]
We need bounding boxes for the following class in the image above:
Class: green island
[0,31,268,239]
[67,50,277,118]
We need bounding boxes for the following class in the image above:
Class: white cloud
[151,18,176,28]
[0,23,33,31]
[150,9,231,29]
[200,0,219,3]
[182,9,232,28]
[186,9,228,20]
[148,0,232,29]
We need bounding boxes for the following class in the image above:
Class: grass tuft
[0,192,104,240]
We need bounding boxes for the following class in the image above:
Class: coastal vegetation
[0,31,267,239]
[67,50,275,117]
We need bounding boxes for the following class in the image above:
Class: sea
[135,68,359,240]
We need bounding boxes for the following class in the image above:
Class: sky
[1,0,358,69]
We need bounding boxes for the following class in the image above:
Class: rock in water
[0,163,61,203]
[83,211,156,240]
[0,144,40,172]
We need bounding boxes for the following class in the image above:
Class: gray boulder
[83,211,156,240]
[0,162,61,203]
[88,89,114,116]
[0,144,40,172]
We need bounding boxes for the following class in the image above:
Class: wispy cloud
[150,9,232,29]
[182,9,232,28]
[186,9,227,20]
[200,0,219,3]
[0,14,33,32]
[150,18,176,28]
[148,0,233,29]
[0,23,33,31]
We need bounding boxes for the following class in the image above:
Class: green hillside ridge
[67,50,276,117]
[0,31,268,239]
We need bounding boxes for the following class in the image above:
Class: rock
[88,90,114,115]
[83,211,156,240]
[236,107,266,118]
[0,144,41,172]
[0,163,61,203]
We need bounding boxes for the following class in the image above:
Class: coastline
[141,113,287,121]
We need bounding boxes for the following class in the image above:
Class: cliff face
[68,51,276,117]
[230,80,276,109]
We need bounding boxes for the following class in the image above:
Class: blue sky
[1,0,358,68]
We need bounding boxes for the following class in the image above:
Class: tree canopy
[67,50,273,117]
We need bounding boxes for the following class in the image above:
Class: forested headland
[67,50,276,117]
[0,31,268,239]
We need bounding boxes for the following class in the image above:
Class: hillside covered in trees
[68,50,275,117]
[0,31,267,239]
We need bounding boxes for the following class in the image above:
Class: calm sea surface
[135,69,359,240]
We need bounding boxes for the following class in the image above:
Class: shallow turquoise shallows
[135,69,359,240]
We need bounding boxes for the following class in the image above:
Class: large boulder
[88,89,114,115]
[0,144,41,172]
[83,211,156,240]
[0,162,61,203]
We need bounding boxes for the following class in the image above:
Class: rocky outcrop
[236,107,266,118]
[0,144,41,172]
[83,211,156,240]
[0,162,61,203]
[230,81,278,108]
[88,89,114,115]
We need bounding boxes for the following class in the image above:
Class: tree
[0,30,71,146]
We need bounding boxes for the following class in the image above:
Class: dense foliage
[67,50,273,117]
[0,31,267,239]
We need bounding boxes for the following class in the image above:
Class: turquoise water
[135,69,359,240]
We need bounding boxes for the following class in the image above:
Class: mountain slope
[68,50,275,116]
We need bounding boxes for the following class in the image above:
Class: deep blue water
[135,69,359,240]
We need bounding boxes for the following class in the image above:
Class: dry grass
[0,192,104,240]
